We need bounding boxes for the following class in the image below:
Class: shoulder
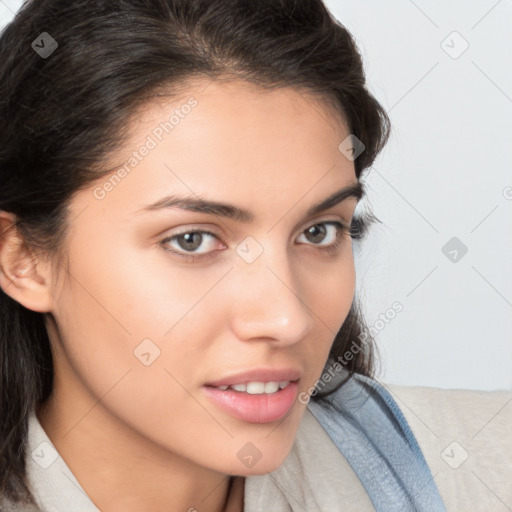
[307,372,447,511]
[383,382,512,512]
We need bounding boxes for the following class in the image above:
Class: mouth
[201,379,300,424]
[205,380,294,394]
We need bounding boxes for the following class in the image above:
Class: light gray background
[1,0,511,390]
[323,0,512,391]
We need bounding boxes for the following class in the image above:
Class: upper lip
[205,367,303,387]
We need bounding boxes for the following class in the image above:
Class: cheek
[51,230,233,413]
[50,248,245,467]
[300,245,356,378]
[306,242,355,326]
[52,233,211,376]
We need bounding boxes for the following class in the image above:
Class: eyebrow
[137,181,364,222]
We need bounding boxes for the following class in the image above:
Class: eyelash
[159,217,367,264]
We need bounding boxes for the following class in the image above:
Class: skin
[0,77,359,512]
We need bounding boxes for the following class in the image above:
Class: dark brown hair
[0,0,390,506]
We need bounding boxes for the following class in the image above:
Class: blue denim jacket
[306,365,447,511]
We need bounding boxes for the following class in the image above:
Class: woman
[0,0,446,510]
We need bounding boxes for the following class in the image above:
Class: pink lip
[201,381,300,423]
[205,367,303,387]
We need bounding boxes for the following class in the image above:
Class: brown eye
[160,229,224,262]
[304,224,328,244]
[175,232,204,252]
[297,222,347,249]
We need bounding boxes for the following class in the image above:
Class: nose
[228,244,314,346]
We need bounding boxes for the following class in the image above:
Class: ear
[0,211,53,313]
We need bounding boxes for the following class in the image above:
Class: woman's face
[43,78,359,476]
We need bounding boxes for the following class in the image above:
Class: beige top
[385,383,512,512]
[20,406,374,512]
[2,383,511,511]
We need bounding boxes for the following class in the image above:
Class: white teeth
[263,382,279,394]
[216,380,290,394]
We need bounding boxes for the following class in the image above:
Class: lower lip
[201,381,299,424]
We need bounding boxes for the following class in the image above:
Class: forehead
[113,76,350,165]
[72,78,356,223]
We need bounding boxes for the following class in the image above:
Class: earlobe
[0,212,53,313]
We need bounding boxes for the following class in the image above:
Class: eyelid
[158,214,371,262]
[160,215,351,245]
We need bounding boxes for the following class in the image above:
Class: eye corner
[349,211,379,240]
